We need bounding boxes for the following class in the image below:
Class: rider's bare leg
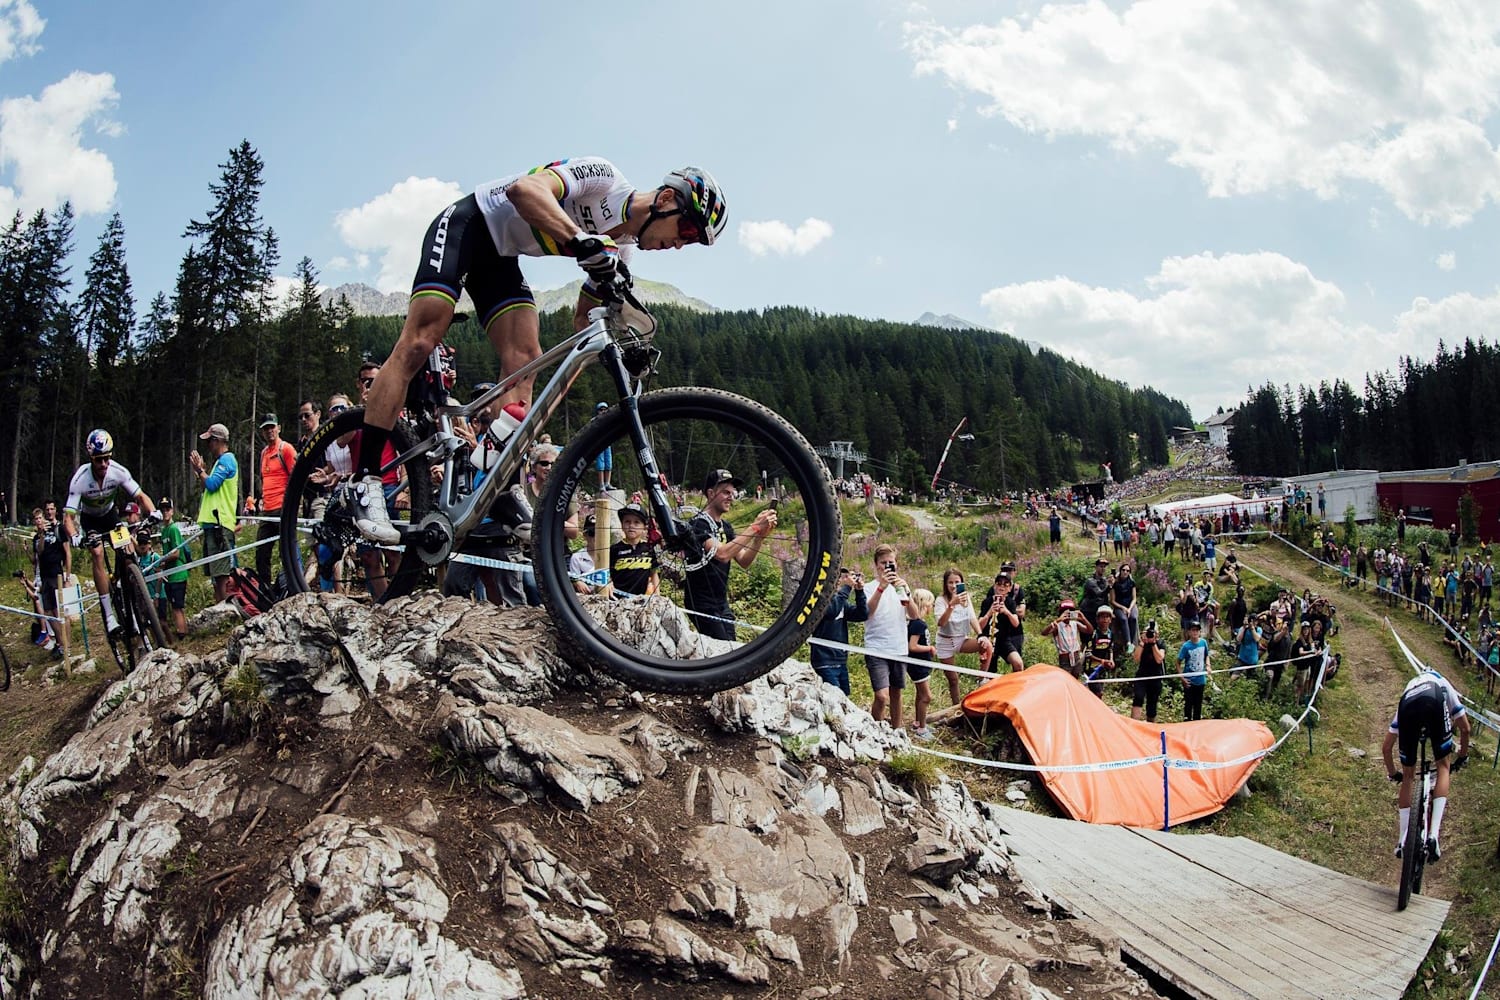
[357,295,455,469]
[486,303,541,413]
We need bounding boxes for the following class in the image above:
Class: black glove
[1388,770,1402,782]
[564,235,619,284]
[1451,754,1468,773]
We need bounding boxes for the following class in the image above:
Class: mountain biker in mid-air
[1381,668,1471,861]
[62,429,158,636]
[348,157,728,545]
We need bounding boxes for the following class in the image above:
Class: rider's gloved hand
[565,234,619,284]
[148,509,164,524]
[71,532,83,547]
[1451,754,1468,773]
[1388,770,1402,782]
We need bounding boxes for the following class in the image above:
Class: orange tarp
[961,664,1275,827]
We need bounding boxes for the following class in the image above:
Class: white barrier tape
[139,532,276,584]
[0,602,62,624]
[1268,533,1500,730]
[1468,923,1500,1000]
[910,649,1334,775]
[1272,531,1494,673]
[1384,618,1500,737]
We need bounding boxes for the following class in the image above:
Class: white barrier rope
[1468,924,1500,1000]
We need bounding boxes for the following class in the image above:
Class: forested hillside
[0,139,1189,514]
[1228,338,1500,475]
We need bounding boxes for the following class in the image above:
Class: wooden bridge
[993,806,1448,1000]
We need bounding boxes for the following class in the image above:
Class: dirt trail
[1231,538,1488,901]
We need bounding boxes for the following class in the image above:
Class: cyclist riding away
[63,429,158,636]
[1381,668,1471,861]
[349,157,728,544]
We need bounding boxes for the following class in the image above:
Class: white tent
[1152,493,1276,523]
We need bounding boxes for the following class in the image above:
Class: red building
[1375,461,1500,539]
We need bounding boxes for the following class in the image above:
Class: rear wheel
[278,408,432,601]
[535,387,841,693]
[1397,771,1425,910]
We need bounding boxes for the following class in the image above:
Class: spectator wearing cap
[157,497,191,640]
[1177,620,1210,721]
[683,469,777,642]
[978,573,1025,672]
[256,413,299,587]
[1085,605,1116,698]
[190,422,239,603]
[593,401,612,490]
[1080,556,1112,623]
[1131,618,1166,722]
[610,504,659,596]
[998,560,1028,670]
[569,513,601,595]
[1042,598,1091,678]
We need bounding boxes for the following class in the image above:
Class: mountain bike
[87,520,169,674]
[1393,737,1463,911]
[279,276,842,693]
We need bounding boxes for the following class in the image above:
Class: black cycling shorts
[410,194,534,331]
[1395,682,1455,766]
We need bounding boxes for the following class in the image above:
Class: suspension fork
[601,343,687,544]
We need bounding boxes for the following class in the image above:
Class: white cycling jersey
[474,156,637,265]
[65,461,141,518]
[1388,670,1466,732]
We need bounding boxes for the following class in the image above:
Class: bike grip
[1388,771,1402,782]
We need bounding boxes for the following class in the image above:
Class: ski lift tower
[817,441,866,479]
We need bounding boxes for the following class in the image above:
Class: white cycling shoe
[348,475,400,545]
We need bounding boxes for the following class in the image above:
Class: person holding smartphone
[935,568,993,704]
[862,544,919,732]
[1043,598,1091,678]
[811,565,868,695]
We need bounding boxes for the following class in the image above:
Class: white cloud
[334,177,463,292]
[738,217,833,256]
[975,250,1474,418]
[0,70,120,218]
[1435,251,1456,271]
[907,1,1500,224]
[0,1,43,62]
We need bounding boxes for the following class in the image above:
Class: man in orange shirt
[255,413,298,585]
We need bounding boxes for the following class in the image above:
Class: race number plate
[109,524,132,550]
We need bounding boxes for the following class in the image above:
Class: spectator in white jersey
[63,428,157,636]
[348,158,727,546]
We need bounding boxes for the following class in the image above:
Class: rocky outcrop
[0,593,1159,998]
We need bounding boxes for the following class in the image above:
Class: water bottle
[469,403,526,472]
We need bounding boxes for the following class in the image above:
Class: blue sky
[7,0,1500,420]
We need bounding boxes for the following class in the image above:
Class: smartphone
[769,497,780,510]
[955,582,967,594]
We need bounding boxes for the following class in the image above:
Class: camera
[10,570,24,580]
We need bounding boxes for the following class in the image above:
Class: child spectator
[1043,598,1091,678]
[1086,605,1115,698]
[907,588,937,740]
[1178,620,1210,721]
[609,504,658,596]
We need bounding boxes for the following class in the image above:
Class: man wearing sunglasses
[63,428,158,636]
[347,158,728,545]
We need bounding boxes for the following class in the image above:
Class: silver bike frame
[381,303,632,540]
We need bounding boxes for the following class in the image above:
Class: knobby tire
[126,563,168,655]
[535,387,841,693]
[1398,770,1425,911]
[0,643,10,692]
[278,408,431,600]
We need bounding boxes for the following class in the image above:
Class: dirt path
[1230,538,1487,902]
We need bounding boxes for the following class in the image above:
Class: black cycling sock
[356,424,390,476]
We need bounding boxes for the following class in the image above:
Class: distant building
[1204,410,1236,449]
[1284,470,1382,522]
[1376,460,1500,535]
[1171,426,1208,446]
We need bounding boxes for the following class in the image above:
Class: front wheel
[1397,775,1424,911]
[535,388,841,693]
[125,564,168,654]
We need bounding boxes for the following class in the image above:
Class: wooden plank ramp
[993,805,1447,1000]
